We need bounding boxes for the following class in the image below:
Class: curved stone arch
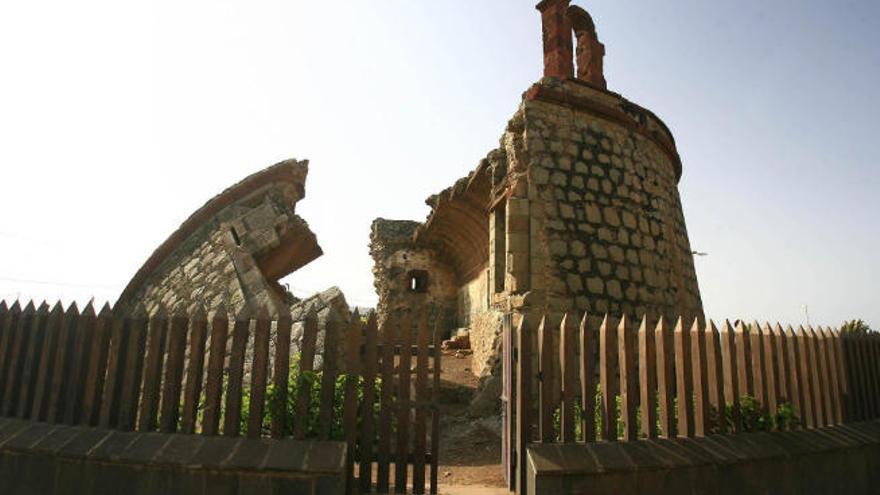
[418,185,490,283]
[423,216,487,281]
[567,5,606,89]
[536,0,607,89]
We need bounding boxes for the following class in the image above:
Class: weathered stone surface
[117,159,324,316]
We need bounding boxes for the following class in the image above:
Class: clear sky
[0,1,877,328]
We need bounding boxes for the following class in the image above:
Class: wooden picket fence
[0,299,441,495]
[502,312,880,494]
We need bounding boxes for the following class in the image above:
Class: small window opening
[230,227,242,246]
[407,270,429,293]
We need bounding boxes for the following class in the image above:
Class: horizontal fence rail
[506,311,878,494]
[0,299,441,495]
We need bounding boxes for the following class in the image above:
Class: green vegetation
[240,355,382,440]
[731,395,797,432]
[841,319,872,335]
[553,384,798,439]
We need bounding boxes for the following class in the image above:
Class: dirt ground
[357,353,507,494]
[435,353,506,490]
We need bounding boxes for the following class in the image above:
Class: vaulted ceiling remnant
[415,163,492,283]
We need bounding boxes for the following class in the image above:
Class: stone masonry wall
[456,269,505,379]
[369,219,457,334]
[117,159,323,316]
[523,78,704,322]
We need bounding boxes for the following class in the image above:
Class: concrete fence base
[0,418,346,495]
[527,421,880,495]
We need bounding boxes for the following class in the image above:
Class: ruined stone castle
[116,0,703,399]
[370,0,704,389]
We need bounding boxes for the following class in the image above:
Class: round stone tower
[511,0,704,320]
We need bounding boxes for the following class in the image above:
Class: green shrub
[841,319,872,335]
[240,354,382,440]
[725,395,797,432]
[552,385,798,439]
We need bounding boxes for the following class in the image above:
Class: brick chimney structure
[536,0,607,89]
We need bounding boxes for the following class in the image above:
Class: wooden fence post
[720,320,740,432]
[395,312,413,494]
[359,313,379,492]
[181,304,208,435]
[599,315,619,441]
[749,321,767,416]
[160,303,189,433]
[807,326,826,427]
[656,317,675,438]
[0,301,21,408]
[814,327,834,426]
[343,311,362,495]
[618,315,637,441]
[3,302,37,417]
[413,312,430,495]
[784,326,805,428]
[17,302,49,419]
[760,323,779,424]
[31,302,64,422]
[293,308,319,439]
[63,303,95,425]
[538,315,555,443]
[223,306,251,437]
[97,308,128,429]
[773,324,791,416]
[734,321,753,402]
[138,305,167,432]
[270,310,293,438]
[318,312,341,440]
[638,315,657,438]
[851,333,870,420]
[705,320,726,434]
[829,328,849,422]
[201,304,229,436]
[117,304,147,431]
[431,316,441,495]
[674,317,694,438]
[691,319,709,437]
[796,326,817,428]
[377,314,396,494]
[869,334,880,419]
[247,306,272,438]
[560,314,577,443]
[516,313,534,495]
[580,313,597,442]
[79,303,112,426]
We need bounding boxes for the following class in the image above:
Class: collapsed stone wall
[289,286,351,369]
[116,159,323,316]
[116,159,351,368]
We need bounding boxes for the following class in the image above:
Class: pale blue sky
[0,1,877,328]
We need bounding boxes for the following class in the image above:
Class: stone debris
[288,286,351,370]
[441,331,471,351]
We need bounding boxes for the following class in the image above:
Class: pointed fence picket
[502,311,880,495]
[0,299,441,495]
